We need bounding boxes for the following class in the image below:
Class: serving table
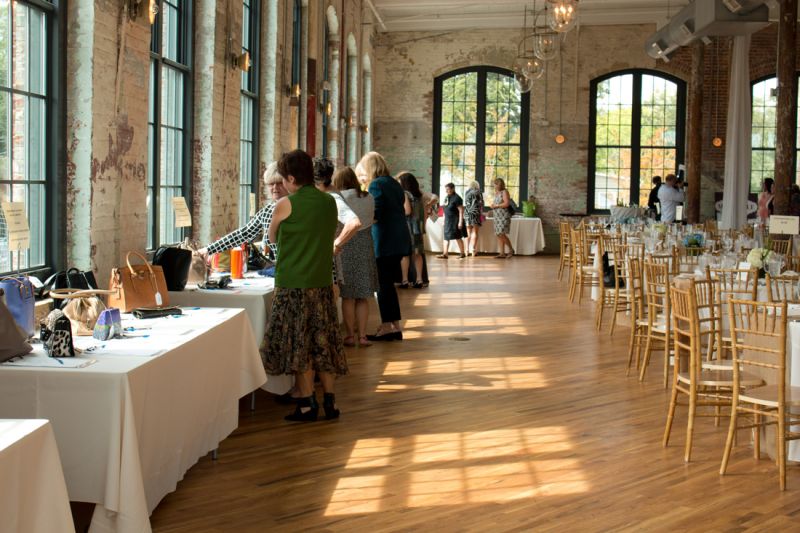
[0,308,266,533]
[0,419,74,533]
[424,216,545,255]
[168,275,293,395]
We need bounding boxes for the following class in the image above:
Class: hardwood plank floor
[150,255,799,532]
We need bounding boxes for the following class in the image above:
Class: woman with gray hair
[199,162,288,260]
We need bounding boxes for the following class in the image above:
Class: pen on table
[55,358,64,365]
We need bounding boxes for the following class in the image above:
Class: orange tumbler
[230,248,243,279]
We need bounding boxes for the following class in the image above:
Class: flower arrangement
[746,248,773,270]
[652,223,667,235]
[682,233,705,248]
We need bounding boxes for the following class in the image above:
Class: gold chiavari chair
[678,245,704,273]
[765,273,800,303]
[640,261,671,385]
[787,254,800,272]
[608,242,645,335]
[768,238,791,256]
[646,248,680,277]
[664,280,763,462]
[705,266,759,367]
[721,299,800,490]
[558,221,572,282]
[624,257,647,374]
[595,235,618,331]
[569,227,599,304]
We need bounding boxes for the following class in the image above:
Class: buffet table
[0,308,266,533]
[0,419,74,533]
[424,217,545,255]
[168,275,292,395]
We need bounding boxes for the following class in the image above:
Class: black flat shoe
[412,281,424,289]
[365,331,396,342]
[323,393,340,420]
[285,396,318,422]
[391,331,403,341]
[275,392,300,405]
[398,281,410,289]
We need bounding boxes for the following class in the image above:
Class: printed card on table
[769,215,799,235]
[171,197,192,228]
[1,201,30,251]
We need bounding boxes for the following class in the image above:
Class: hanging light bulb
[523,57,545,80]
[515,72,533,93]
[547,0,578,33]
[534,32,560,61]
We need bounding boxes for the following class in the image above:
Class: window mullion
[630,73,643,206]
[475,70,487,190]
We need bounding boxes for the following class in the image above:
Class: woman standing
[263,150,347,422]
[490,178,515,258]
[438,183,466,259]
[463,180,484,257]
[333,167,379,347]
[356,151,411,341]
[397,172,426,288]
[757,178,774,224]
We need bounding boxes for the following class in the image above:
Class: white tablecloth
[424,217,545,255]
[168,275,293,395]
[0,419,74,533]
[0,308,266,533]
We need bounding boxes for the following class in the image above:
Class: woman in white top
[332,167,380,347]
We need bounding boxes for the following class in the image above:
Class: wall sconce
[148,0,158,24]
[320,101,332,116]
[231,51,251,72]
[359,124,369,133]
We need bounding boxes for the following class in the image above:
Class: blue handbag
[0,277,36,337]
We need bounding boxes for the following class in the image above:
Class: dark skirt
[261,286,348,375]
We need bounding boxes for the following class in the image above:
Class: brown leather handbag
[51,289,114,336]
[107,251,171,312]
[179,238,208,284]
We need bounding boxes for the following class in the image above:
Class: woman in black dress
[437,183,466,259]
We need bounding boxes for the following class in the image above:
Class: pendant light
[547,0,578,33]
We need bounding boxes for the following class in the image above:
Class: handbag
[132,306,182,319]
[51,289,114,336]
[153,246,193,291]
[41,267,98,296]
[107,251,171,312]
[179,238,208,285]
[41,309,76,358]
[211,250,231,273]
[246,242,271,271]
[0,289,32,362]
[94,308,122,340]
[0,276,35,337]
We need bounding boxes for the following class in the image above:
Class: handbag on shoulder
[153,246,192,291]
[0,276,35,337]
[41,309,76,358]
[0,289,33,362]
[51,288,114,336]
[107,251,171,312]
[246,242,271,271]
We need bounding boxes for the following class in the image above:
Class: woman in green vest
[262,150,348,422]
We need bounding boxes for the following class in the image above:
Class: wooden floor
[150,255,800,532]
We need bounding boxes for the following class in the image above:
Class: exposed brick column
[774,0,798,215]
[686,41,703,223]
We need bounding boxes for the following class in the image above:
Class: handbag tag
[155,291,163,306]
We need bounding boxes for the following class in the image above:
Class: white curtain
[720,35,752,230]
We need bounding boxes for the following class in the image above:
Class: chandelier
[547,0,578,33]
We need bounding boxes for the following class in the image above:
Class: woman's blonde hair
[469,180,481,191]
[356,151,391,183]
[263,162,282,185]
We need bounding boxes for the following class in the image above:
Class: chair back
[727,299,787,396]
[644,261,670,326]
[769,238,791,256]
[627,257,646,319]
[765,273,800,303]
[707,267,758,303]
[670,283,700,379]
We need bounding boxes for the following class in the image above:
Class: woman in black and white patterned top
[200,162,288,260]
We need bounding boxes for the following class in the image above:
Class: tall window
[750,75,800,192]
[148,0,192,248]
[0,0,59,274]
[589,70,686,211]
[321,23,329,158]
[239,0,259,226]
[433,67,529,203]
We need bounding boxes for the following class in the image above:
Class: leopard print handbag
[41,309,76,358]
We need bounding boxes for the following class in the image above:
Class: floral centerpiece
[682,233,705,256]
[746,248,773,278]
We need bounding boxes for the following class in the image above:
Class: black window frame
[148,0,194,249]
[239,0,260,226]
[321,21,329,158]
[432,66,530,204]
[0,0,65,278]
[588,68,686,213]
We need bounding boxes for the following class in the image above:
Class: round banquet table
[424,216,546,255]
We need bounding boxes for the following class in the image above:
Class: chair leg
[639,333,654,382]
[663,375,679,447]
[685,386,698,462]
[753,410,760,459]
[595,290,605,332]
[609,289,619,336]
[778,406,787,490]
[663,332,671,390]
[720,398,739,476]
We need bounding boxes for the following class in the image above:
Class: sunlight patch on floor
[326,427,589,516]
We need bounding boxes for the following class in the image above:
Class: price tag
[769,215,800,235]
[171,197,192,228]
[249,193,256,217]
[1,201,30,251]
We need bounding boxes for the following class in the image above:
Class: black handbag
[132,306,183,319]
[601,252,625,289]
[41,309,76,358]
[40,268,99,298]
[152,246,192,291]
[246,242,271,271]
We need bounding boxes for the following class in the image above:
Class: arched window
[750,75,800,192]
[433,66,529,203]
[239,0,260,226]
[148,0,193,248]
[0,0,63,274]
[323,5,339,162]
[589,70,686,211]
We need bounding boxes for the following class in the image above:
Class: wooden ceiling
[369,0,695,32]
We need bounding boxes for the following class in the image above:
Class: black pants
[407,253,429,284]
[376,255,402,323]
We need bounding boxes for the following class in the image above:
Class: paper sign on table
[249,193,256,217]
[171,197,192,228]
[769,215,800,235]
[675,205,684,222]
[1,201,30,250]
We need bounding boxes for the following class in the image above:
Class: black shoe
[398,281,410,289]
[366,331,396,342]
[323,393,340,420]
[412,281,424,289]
[391,331,403,341]
[284,396,318,422]
[275,392,299,405]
